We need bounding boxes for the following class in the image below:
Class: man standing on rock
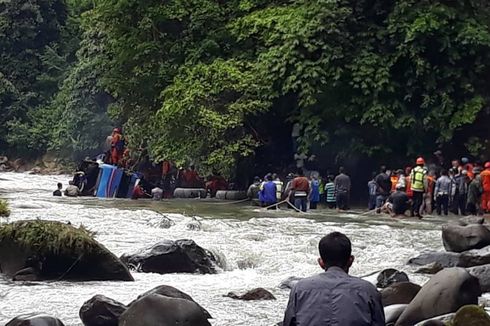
[283,232,385,326]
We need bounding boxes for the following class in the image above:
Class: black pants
[327,202,336,209]
[436,194,449,216]
[467,202,478,215]
[337,192,349,210]
[412,191,424,217]
[458,194,467,215]
[310,201,318,209]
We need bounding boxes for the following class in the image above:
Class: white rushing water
[0,172,447,325]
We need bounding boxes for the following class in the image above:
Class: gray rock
[225,288,276,301]
[80,295,127,326]
[413,313,455,326]
[408,251,461,268]
[414,262,444,274]
[381,282,421,307]
[120,239,217,274]
[442,224,490,253]
[131,285,211,319]
[467,264,490,292]
[376,269,409,288]
[6,314,65,326]
[458,216,485,226]
[119,294,210,326]
[460,246,490,267]
[395,267,481,326]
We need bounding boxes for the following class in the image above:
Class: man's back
[284,267,385,326]
[334,174,350,193]
[375,173,391,195]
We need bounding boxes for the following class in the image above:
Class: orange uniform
[111,132,122,165]
[390,176,399,193]
[481,169,490,211]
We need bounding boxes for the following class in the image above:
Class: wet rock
[131,285,211,319]
[79,294,127,326]
[458,216,485,226]
[408,251,461,268]
[381,282,421,307]
[376,268,409,288]
[279,276,303,289]
[119,294,211,326]
[442,224,490,253]
[451,304,490,326]
[384,304,408,325]
[395,267,481,326]
[413,313,454,326]
[467,264,490,292]
[0,220,133,282]
[120,239,217,274]
[158,217,175,229]
[186,220,201,231]
[459,246,490,267]
[225,288,276,301]
[6,314,65,326]
[236,259,257,270]
[414,262,443,274]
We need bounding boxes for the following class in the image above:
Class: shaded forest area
[2,0,490,182]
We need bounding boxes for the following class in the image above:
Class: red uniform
[481,169,490,211]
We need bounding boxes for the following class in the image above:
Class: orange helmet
[485,162,490,169]
[416,157,425,165]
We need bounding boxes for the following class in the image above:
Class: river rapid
[0,172,450,325]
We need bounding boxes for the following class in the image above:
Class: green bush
[0,199,10,217]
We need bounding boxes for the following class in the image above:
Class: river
[0,172,448,325]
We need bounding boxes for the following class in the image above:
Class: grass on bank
[0,199,10,217]
[0,220,99,256]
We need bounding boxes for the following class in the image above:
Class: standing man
[434,169,451,216]
[467,168,483,215]
[259,175,277,208]
[283,232,385,326]
[375,166,391,209]
[325,175,336,209]
[110,128,124,166]
[480,162,490,213]
[309,174,321,209]
[410,157,427,218]
[272,173,284,203]
[334,167,351,211]
[367,172,377,210]
[290,169,310,212]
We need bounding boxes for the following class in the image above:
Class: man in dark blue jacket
[259,174,277,209]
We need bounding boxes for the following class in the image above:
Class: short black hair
[57,183,62,188]
[297,168,304,176]
[441,169,448,176]
[319,232,352,268]
[380,165,387,173]
[339,166,345,174]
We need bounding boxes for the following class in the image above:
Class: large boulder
[458,216,485,226]
[451,305,490,326]
[442,224,490,253]
[395,267,481,326]
[80,295,127,326]
[408,246,490,268]
[131,285,211,319]
[381,282,421,307]
[6,314,65,326]
[376,268,409,288]
[120,239,217,274]
[467,264,490,293]
[118,294,211,326]
[225,288,276,301]
[0,220,133,281]
[408,251,461,268]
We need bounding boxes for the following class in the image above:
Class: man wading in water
[283,232,385,325]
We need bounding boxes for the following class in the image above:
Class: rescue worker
[272,173,284,202]
[467,167,483,215]
[410,157,427,218]
[390,170,399,193]
[421,170,435,215]
[110,128,124,165]
[290,169,310,212]
[434,169,451,216]
[480,162,490,213]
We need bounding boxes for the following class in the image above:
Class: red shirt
[291,177,310,192]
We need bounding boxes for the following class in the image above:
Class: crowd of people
[247,167,351,212]
[370,156,490,218]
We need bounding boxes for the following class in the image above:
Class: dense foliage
[2,0,490,175]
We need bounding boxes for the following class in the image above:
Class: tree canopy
[2,0,490,175]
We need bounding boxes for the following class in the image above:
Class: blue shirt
[284,267,385,326]
[260,181,277,204]
[310,180,320,202]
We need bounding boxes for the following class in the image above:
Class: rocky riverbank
[0,153,72,175]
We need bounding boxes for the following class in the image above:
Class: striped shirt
[325,182,336,203]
